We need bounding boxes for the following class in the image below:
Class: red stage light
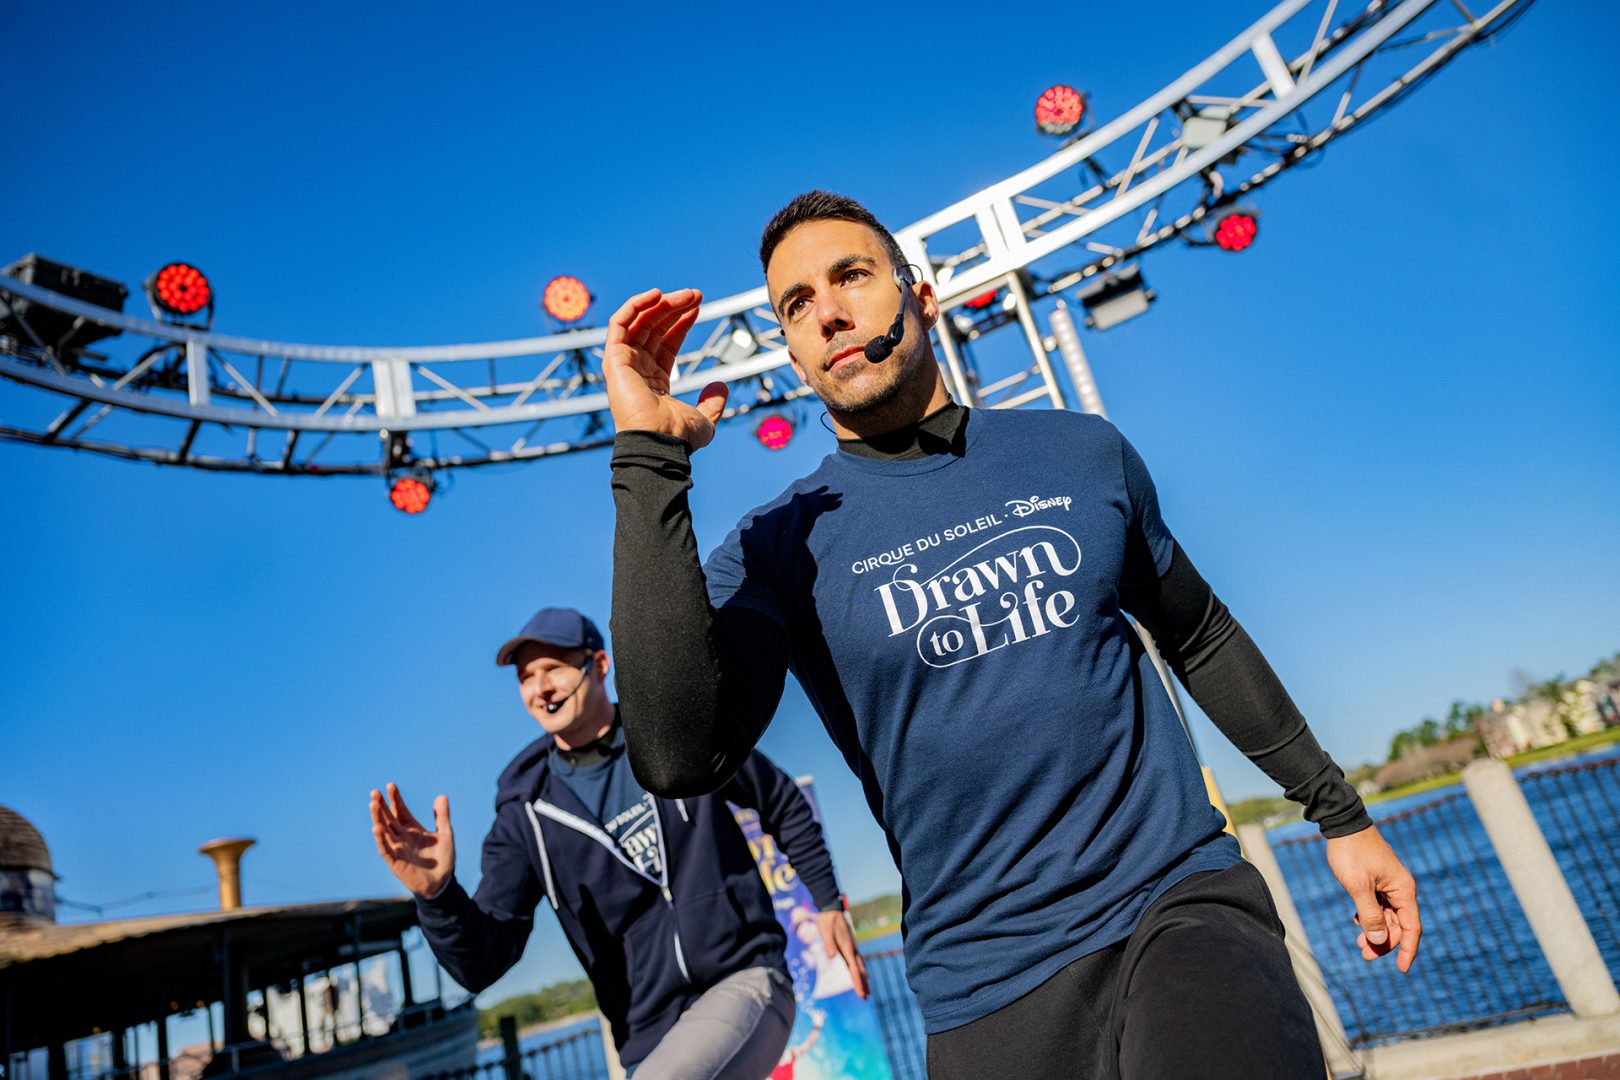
[389,474,433,514]
[1213,211,1259,253]
[755,414,794,451]
[542,275,592,322]
[963,289,1000,310]
[1034,85,1086,137]
[148,262,211,317]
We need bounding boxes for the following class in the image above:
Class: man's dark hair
[759,190,908,278]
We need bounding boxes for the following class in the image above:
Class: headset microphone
[863,266,915,363]
[544,655,594,715]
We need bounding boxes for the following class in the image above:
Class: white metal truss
[0,0,1533,476]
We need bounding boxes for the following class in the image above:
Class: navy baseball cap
[495,607,605,667]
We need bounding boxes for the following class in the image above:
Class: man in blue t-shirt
[368,607,865,1078]
[600,192,1422,1077]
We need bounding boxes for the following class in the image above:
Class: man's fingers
[816,912,868,998]
[850,952,870,1000]
[695,382,729,425]
[652,303,705,368]
[1394,895,1422,973]
[607,288,664,346]
[372,790,407,839]
[433,794,453,841]
[1352,890,1390,949]
[369,793,408,851]
[829,917,870,1000]
[626,290,701,353]
[388,783,425,831]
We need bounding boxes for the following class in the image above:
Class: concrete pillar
[598,1013,627,1080]
[1237,824,1361,1077]
[1462,759,1620,1017]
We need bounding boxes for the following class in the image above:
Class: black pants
[926,862,1325,1080]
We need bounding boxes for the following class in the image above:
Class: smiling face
[513,641,614,748]
[765,218,946,436]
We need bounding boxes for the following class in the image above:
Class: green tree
[1445,700,1484,739]
[1389,730,1415,760]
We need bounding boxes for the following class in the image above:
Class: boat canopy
[1,899,416,1052]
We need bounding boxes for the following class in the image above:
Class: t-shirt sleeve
[1119,430,1178,581]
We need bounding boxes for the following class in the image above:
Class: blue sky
[3,0,1616,1007]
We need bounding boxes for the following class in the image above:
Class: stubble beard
[817,338,938,434]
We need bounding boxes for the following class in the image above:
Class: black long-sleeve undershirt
[609,407,1370,838]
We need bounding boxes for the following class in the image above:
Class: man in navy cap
[369,607,866,1079]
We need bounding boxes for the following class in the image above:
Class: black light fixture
[1,254,128,355]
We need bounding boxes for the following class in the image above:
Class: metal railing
[1272,790,1567,1046]
[1522,755,1620,982]
[433,1025,607,1080]
[866,947,927,1080]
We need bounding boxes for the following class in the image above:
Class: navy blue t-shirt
[551,734,664,881]
[704,408,1240,1032]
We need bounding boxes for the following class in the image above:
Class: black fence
[1522,754,1620,982]
[1272,790,1567,1047]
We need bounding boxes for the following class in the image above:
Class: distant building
[0,807,56,928]
[1475,678,1620,759]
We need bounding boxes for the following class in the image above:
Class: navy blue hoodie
[414,731,842,1067]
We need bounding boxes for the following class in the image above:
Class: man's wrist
[415,875,458,905]
[612,429,692,463]
[1319,805,1374,839]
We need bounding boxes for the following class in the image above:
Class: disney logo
[1005,494,1073,518]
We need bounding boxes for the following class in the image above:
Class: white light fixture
[1076,265,1156,331]
[716,323,757,364]
[1181,107,1231,151]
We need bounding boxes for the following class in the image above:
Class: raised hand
[1324,824,1421,973]
[603,287,729,451]
[369,782,455,900]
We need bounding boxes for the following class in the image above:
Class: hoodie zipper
[651,801,692,986]
[532,794,692,986]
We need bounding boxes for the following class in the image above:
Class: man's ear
[787,350,806,381]
[593,649,612,680]
[915,280,939,330]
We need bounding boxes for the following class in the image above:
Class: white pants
[630,966,795,1080]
